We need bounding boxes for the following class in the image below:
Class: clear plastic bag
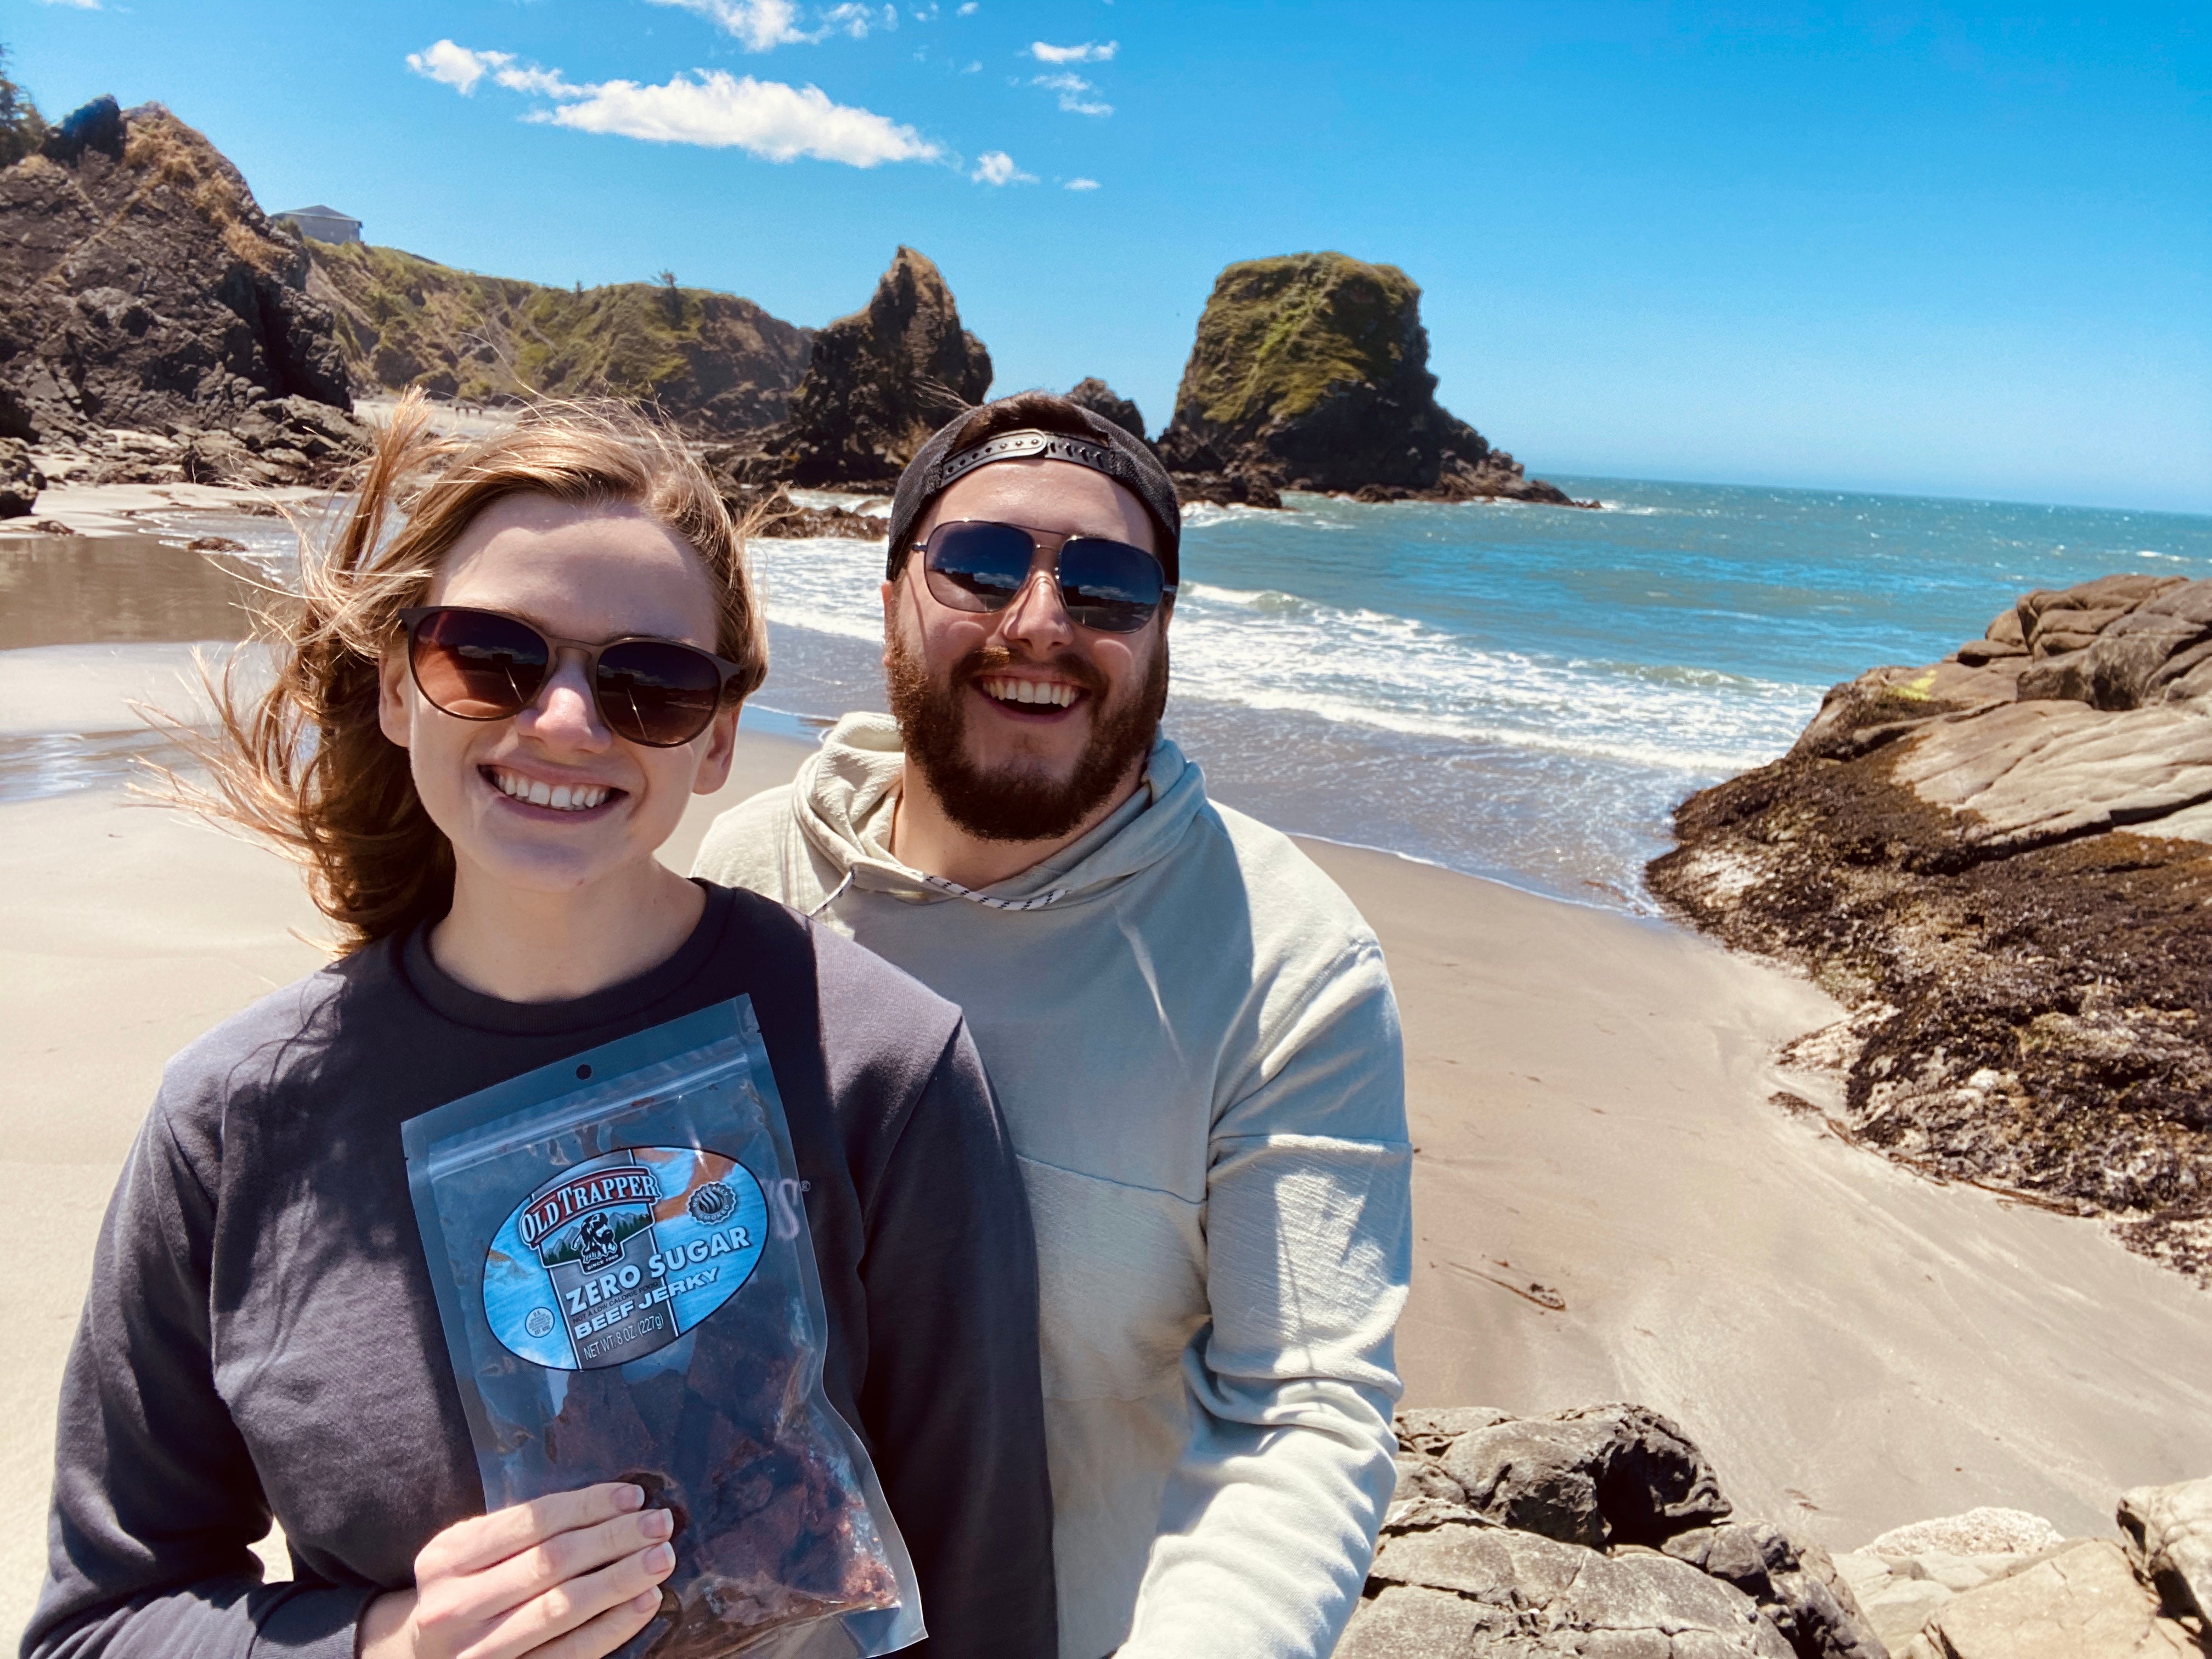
[403,998,925,1659]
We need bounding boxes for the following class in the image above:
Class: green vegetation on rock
[0,45,47,169]
[306,241,811,436]
[1176,252,1423,433]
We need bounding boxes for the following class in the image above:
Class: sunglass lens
[594,640,725,746]
[411,609,549,719]
[923,521,1037,612]
[1056,538,1165,631]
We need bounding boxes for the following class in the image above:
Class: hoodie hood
[791,712,1210,911]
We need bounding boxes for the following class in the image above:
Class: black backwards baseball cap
[884,399,1183,586]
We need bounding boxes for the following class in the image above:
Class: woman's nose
[517,655,610,748]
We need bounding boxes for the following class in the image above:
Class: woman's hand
[359,1482,676,1659]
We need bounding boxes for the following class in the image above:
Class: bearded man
[694,393,1411,1659]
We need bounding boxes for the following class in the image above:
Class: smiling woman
[23,391,1059,1659]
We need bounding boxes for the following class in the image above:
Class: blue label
[482,1146,769,1370]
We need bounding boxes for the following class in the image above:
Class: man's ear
[377,646,414,749]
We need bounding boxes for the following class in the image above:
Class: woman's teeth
[979,677,1079,709]
[492,770,611,812]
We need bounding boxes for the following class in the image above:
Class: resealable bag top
[403,998,924,1659]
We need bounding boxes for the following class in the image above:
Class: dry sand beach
[8,636,2212,1636]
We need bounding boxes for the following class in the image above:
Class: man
[695,393,1411,1659]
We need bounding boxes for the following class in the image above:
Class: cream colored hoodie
[693,714,1411,1659]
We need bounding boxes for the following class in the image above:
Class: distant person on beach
[24,398,1054,1659]
[692,393,1414,1659]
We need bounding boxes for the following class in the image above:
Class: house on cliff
[276,204,361,244]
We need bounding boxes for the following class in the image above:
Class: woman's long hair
[179,392,768,953]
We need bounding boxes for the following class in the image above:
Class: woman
[24,397,1056,1659]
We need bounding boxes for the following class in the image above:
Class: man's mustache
[953,646,1110,699]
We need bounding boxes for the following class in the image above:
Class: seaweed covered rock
[0,435,44,515]
[773,246,991,489]
[0,97,351,442]
[1154,251,1587,507]
[1353,1404,1884,1659]
[1649,574,2212,1282]
[308,242,811,436]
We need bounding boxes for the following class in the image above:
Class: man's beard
[886,629,1169,844]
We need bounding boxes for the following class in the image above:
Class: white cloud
[971,150,1036,185]
[410,44,939,167]
[540,71,940,165]
[35,0,103,10]
[962,60,981,72]
[958,1,978,11]
[650,0,899,48]
[494,64,586,98]
[1029,40,1116,63]
[648,0,805,50]
[406,40,513,95]
[819,2,896,38]
[1030,70,1110,116]
[1064,177,1100,190]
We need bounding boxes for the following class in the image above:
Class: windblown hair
[178,392,767,953]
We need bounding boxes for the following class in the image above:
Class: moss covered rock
[307,242,810,438]
[1158,251,1584,506]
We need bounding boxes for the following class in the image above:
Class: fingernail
[642,1508,674,1539]
[646,1542,675,1573]
[634,1589,660,1613]
[616,1483,645,1510]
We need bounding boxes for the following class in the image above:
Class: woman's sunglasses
[911,520,1174,634]
[397,606,743,748]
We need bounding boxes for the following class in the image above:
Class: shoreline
[6,727,2210,1637]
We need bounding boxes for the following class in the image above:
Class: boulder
[0,97,352,442]
[1342,1516,1795,1658]
[1868,1510,2067,1558]
[2119,1476,2212,1625]
[1063,377,1146,440]
[1365,1406,1886,1659]
[1438,1404,1733,1548]
[774,246,991,489]
[0,435,44,515]
[1648,573,2212,1282]
[1897,1539,2200,1658]
[1154,250,1587,507]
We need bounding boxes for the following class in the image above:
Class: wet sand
[4,650,2210,1637]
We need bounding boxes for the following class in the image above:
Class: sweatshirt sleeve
[23,1094,376,1659]
[1118,940,1412,1659]
[855,1023,1058,1659]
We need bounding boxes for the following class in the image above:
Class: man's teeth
[492,770,611,811]
[980,677,1079,709]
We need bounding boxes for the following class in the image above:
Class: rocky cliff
[0,97,351,444]
[307,242,811,437]
[1649,573,2212,1282]
[1155,251,1588,509]
[764,245,991,489]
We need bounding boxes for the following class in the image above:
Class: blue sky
[11,2,2209,512]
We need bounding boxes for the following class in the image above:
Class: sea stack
[1156,251,1585,507]
[0,97,352,442]
[1064,377,1147,441]
[775,246,992,489]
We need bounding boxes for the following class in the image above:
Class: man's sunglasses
[397,606,744,748]
[911,520,1174,634]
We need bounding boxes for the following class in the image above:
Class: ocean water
[746,478,2212,910]
[7,480,2209,909]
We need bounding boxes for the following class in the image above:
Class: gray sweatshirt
[694,717,1412,1659]
[24,883,1055,1659]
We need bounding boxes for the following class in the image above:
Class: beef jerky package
[403,998,924,1659]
